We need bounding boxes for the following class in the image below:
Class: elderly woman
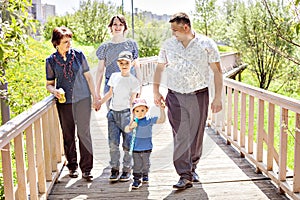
[45,26,97,182]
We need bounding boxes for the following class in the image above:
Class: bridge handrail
[211,78,300,200]
[0,95,63,200]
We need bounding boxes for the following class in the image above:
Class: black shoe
[142,176,149,183]
[69,170,79,178]
[82,171,93,182]
[192,171,200,182]
[119,172,131,182]
[132,179,142,189]
[173,178,193,190]
[109,169,119,182]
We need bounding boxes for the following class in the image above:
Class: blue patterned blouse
[96,39,138,93]
[46,48,91,104]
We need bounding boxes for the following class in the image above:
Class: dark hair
[51,26,73,48]
[169,12,191,28]
[108,14,128,33]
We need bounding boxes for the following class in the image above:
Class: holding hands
[94,96,102,111]
[153,92,166,109]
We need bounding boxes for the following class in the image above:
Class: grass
[218,45,237,53]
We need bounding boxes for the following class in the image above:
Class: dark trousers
[132,151,151,180]
[166,88,209,181]
[56,97,93,173]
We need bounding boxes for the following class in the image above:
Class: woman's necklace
[53,50,75,81]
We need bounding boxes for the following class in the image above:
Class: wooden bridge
[0,53,299,199]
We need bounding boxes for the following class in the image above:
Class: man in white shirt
[153,12,223,190]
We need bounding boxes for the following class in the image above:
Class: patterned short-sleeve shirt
[46,48,91,103]
[96,39,138,79]
[158,33,220,94]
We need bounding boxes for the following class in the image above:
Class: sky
[41,0,196,16]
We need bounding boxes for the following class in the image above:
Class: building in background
[31,0,43,22]
[29,1,168,24]
[30,0,56,24]
[140,11,170,22]
[42,4,55,23]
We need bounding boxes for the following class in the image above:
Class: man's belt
[168,87,208,95]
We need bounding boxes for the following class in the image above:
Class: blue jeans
[107,109,132,172]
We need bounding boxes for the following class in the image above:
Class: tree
[133,18,170,57]
[229,1,295,90]
[73,0,117,44]
[260,0,300,96]
[262,0,300,65]
[44,0,117,45]
[0,0,36,124]
[193,0,218,36]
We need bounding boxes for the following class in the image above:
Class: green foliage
[266,64,300,99]
[43,14,73,41]
[0,0,37,125]
[218,45,236,53]
[0,0,36,75]
[6,38,53,117]
[229,1,295,90]
[43,0,117,45]
[135,20,170,57]
[212,0,241,45]
[193,0,218,36]
[138,31,160,57]
[293,0,300,34]
[74,0,117,44]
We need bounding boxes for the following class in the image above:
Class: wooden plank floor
[48,85,290,200]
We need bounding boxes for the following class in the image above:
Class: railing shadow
[205,128,289,200]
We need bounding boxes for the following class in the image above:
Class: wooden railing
[139,52,240,85]
[139,56,158,85]
[210,79,300,200]
[0,96,63,200]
